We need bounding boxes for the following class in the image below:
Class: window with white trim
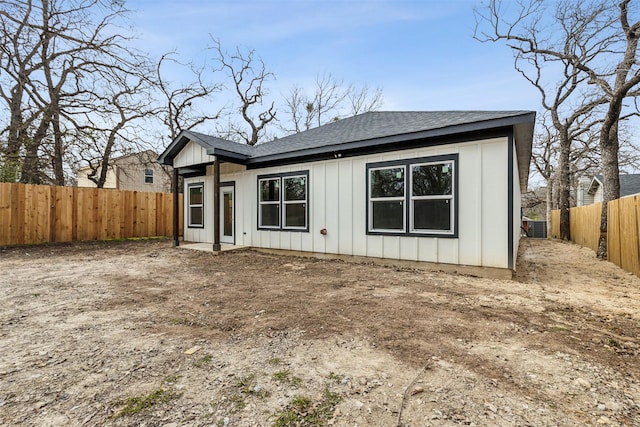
[188,183,204,228]
[144,168,154,184]
[369,166,405,231]
[258,171,309,231]
[283,175,307,228]
[367,155,457,237]
[259,177,280,228]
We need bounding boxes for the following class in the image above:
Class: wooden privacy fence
[0,183,183,246]
[550,196,640,277]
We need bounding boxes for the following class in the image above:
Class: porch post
[213,157,221,251]
[172,167,180,247]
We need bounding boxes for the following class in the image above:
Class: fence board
[0,183,182,246]
[617,196,640,277]
[0,183,11,245]
[569,202,601,252]
[551,196,640,278]
[54,186,74,242]
[550,210,560,239]
[608,201,622,268]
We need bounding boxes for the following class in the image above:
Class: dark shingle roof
[252,110,532,157]
[158,110,535,190]
[593,174,640,197]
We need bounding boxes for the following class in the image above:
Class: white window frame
[144,168,154,184]
[409,161,455,235]
[258,177,281,229]
[188,183,204,228]
[368,166,406,233]
[282,174,308,230]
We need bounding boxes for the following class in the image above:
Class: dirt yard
[1,238,640,426]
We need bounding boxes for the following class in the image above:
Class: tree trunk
[596,121,621,259]
[20,139,41,184]
[546,179,553,238]
[5,84,27,183]
[51,111,65,186]
[558,131,571,240]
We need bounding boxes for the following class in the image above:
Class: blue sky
[127,0,540,112]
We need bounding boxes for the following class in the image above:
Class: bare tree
[309,73,347,127]
[0,0,48,182]
[281,74,384,135]
[580,0,640,258]
[347,83,384,116]
[77,75,157,188]
[155,52,223,142]
[153,51,225,190]
[474,0,640,249]
[0,0,154,185]
[211,38,276,146]
[530,116,558,233]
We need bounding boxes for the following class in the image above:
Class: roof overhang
[245,112,536,192]
[158,131,190,166]
[158,112,536,192]
[158,130,250,166]
[205,147,250,163]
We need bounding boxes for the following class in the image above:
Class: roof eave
[248,112,536,169]
[158,130,194,166]
[205,147,250,163]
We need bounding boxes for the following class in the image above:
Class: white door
[220,185,234,244]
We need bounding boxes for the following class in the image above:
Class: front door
[220,185,234,244]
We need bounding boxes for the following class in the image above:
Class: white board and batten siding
[183,136,514,270]
[174,141,215,169]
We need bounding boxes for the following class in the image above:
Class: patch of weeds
[194,353,213,368]
[327,372,342,384]
[272,389,342,426]
[237,373,270,398]
[290,375,303,386]
[272,370,303,387]
[272,370,291,382]
[114,388,178,418]
[268,357,283,365]
[229,392,247,410]
[215,372,270,413]
[163,375,180,385]
[237,373,257,393]
[32,293,41,297]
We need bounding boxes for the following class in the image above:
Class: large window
[258,171,309,231]
[367,155,457,237]
[188,183,204,228]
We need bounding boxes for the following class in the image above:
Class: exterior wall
[513,138,521,269]
[115,158,172,193]
[593,186,604,204]
[77,166,117,189]
[174,140,215,168]
[77,153,172,193]
[183,136,514,269]
[576,178,594,207]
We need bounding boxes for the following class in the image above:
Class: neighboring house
[77,150,173,193]
[159,110,535,275]
[576,174,640,206]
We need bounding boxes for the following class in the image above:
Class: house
[159,111,535,276]
[77,150,173,193]
[576,174,640,206]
